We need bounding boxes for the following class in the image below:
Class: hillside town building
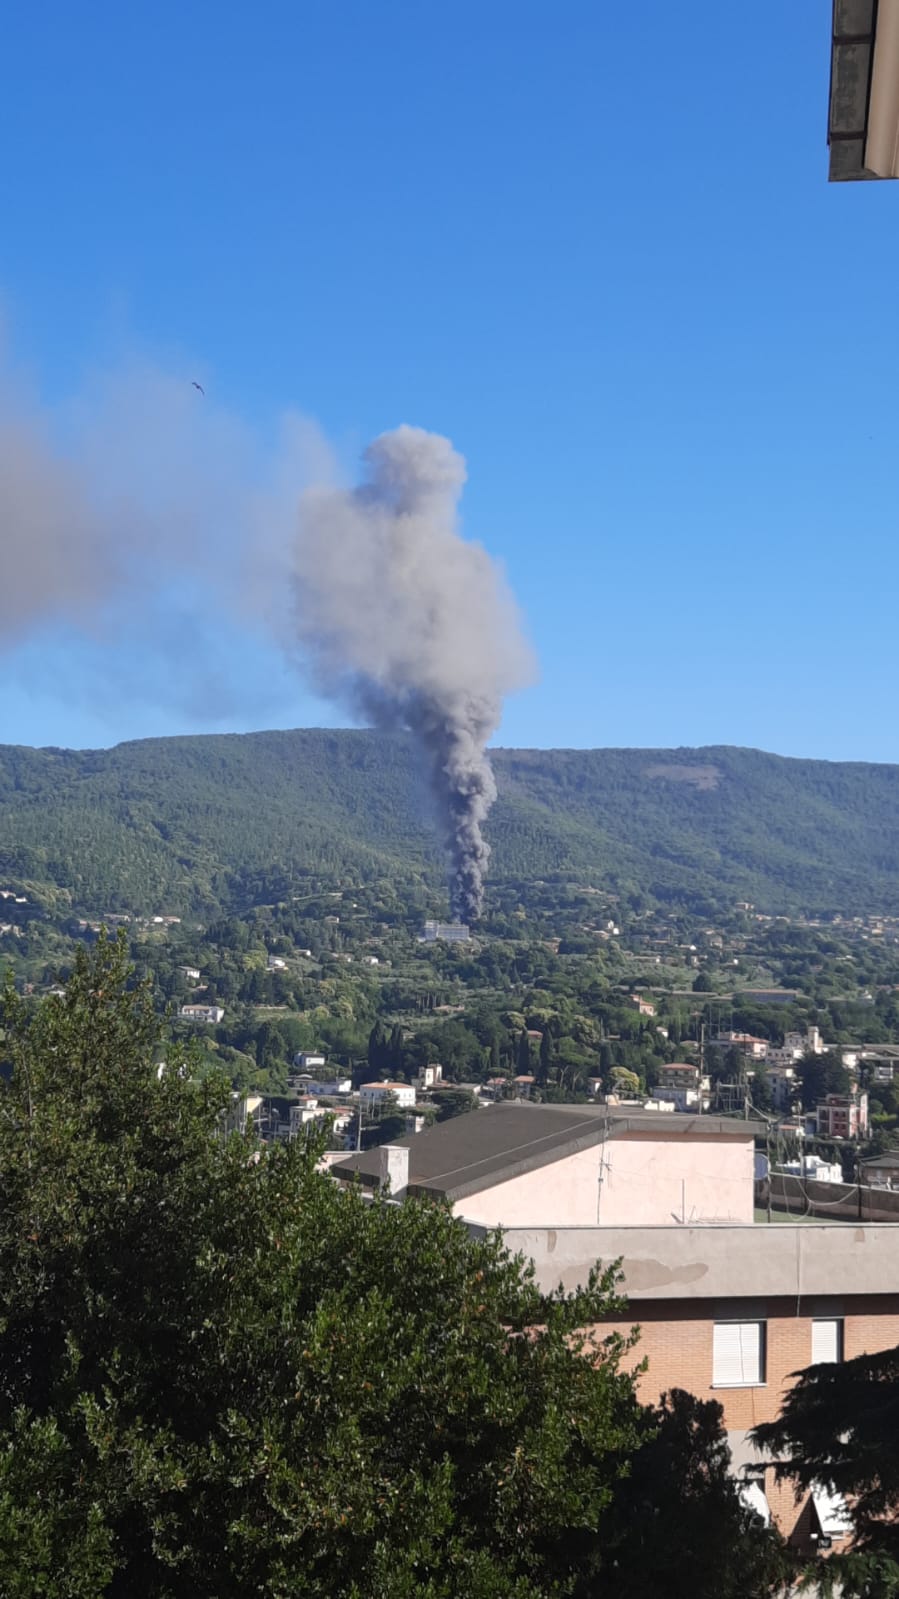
[358,1080,417,1112]
[420,921,470,942]
[653,1062,709,1112]
[179,1003,224,1024]
[816,1090,869,1140]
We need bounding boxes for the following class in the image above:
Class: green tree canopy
[797,1050,852,1108]
[754,1342,899,1595]
[433,1087,480,1122]
[0,936,789,1597]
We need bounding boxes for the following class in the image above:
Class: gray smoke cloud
[0,350,535,918]
[290,425,535,921]
[0,355,300,724]
[0,358,257,645]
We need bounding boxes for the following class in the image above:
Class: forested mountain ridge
[2,729,899,917]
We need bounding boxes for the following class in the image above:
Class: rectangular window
[812,1318,843,1365]
[713,1321,765,1386]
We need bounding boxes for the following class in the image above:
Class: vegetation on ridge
[2,729,899,917]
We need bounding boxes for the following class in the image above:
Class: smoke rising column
[290,425,534,921]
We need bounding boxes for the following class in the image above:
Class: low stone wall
[757,1174,899,1223]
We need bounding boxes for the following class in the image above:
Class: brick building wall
[594,1294,899,1547]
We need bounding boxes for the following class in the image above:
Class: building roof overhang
[830,0,899,179]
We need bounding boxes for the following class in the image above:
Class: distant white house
[180,1004,224,1024]
[628,994,656,1017]
[294,1075,353,1097]
[417,1063,444,1090]
[654,1063,710,1113]
[359,1081,417,1112]
[766,1063,798,1112]
[767,1027,825,1071]
[780,1154,843,1185]
[267,955,287,971]
[288,1101,354,1141]
[227,1092,263,1135]
[361,955,380,966]
[289,1098,320,1131]
[179,966,201,981]
[293,1052,326,1071]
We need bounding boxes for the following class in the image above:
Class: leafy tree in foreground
[0,936,790,1597]
[754,1344,899,1597]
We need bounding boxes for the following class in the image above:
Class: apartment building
[333,1101,899,1551]
[653,1062,710,1112]
[816,1090,869,1139]
[506,1220,898,1551]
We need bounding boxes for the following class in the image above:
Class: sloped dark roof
[331,1101,760,1204]
[860,1151,899,1169]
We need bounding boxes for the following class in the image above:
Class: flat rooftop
[480,1220,899,1300]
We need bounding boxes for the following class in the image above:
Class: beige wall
[454,1133,754,1229]
[599,1134,753,1225]
[487,1219,899,1299]
[455,1145,601,1227]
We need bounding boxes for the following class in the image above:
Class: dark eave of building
[829,0,891,180]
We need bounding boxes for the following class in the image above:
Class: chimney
[378,1143,410,1200]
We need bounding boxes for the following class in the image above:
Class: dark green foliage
[433,1087,480,1122]
[538,1027,554,1086]
[3,731,899,916]
[754,1343,899,1595]
[797,1051,852,1107]
[0,938,788,1597]
[608,1389,792,1598]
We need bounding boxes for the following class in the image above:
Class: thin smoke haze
[0,353,303,721]
[0,351,535,914]
[290,425,535,921]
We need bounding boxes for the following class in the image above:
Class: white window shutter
[713,1321,762,1385]
[812,1319,842,1365]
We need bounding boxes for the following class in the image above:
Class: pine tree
[538,1029,553,1086]
[388,1024,404,1076]
[367,1021,388,1074]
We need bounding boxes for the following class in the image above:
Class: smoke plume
[0,345,534,916]
[290,425,534,922]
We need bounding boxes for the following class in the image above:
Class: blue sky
[1,1,896,760]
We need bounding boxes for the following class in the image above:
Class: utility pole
[766,1121,773,1225]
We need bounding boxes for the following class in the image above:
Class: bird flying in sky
[191,381,204,394]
